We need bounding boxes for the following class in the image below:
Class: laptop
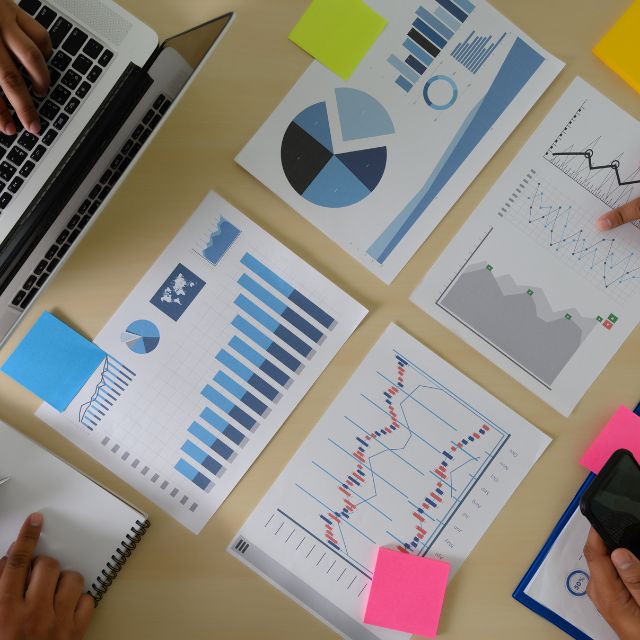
[0,0,234,343]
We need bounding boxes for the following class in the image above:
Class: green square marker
[565,313,573,320]
[486,265,493,272]
[608,314,619,323]
[527,289,534,296]
[289,0,388,80]
[597,316,604,323]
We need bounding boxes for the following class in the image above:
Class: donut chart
[281,89,394,208]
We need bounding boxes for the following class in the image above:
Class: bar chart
[451,31,506,74]
[174,251,337,493]
[389,0,476,93]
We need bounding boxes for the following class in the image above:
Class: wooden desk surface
[0,1,638,638]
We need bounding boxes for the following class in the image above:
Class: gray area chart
[440,262,596,386]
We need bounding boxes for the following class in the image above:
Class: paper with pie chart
[237,0,563,283]
[36,192,367,533]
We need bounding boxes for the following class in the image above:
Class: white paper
[237,0,563,283]
[37,192,367,533]
[228,324,550,640]
[524,509,618,640]
[0,421,145,597]
[412,78,640,416]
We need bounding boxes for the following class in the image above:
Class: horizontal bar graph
[389,0,475,93]
[451,31,506,74]
[176,252,340,494]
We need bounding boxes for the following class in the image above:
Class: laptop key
[49,17,72,49]
[61,70,81,90]
[8,177,23,193]
[20,160,35,177]
[35,6,56,28]
[40,100,59,120]
[20,287,38,309]
[53,113,69,130]
[56,229,69,244]
[56,243,70,259]
[17,132,37,151]
[0,162,16,181]
[67,214,80,229]
[46,257,60,273]
[98,50,113,67]
[8,147,26,166]
[0,133,16,147]
[132,125,143,140]
[49,68,61,85]
[36,272,50,288]
[50,51,71,72]
[51,85,70,105]
[23,275,37,290]
[0,192,12,208]
[160,98,172,115]
[64,97,80,114]
[76,81,90,98]
[18,0,41,16]
[68,229,80,243]
[82,39,103,60]
[42,130,57,145]
[30,146,45,161]
[72,54,92,75]
[87,66,102,83]
[45,245,58,260]
[11,291,26,307]
[61,28,88,56]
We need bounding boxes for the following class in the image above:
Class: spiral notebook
[0,419,149,602]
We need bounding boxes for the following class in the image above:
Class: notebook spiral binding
[90,519,151,604]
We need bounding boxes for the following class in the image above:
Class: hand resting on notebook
[0,0,52,135]
[584,527,640,640]
[0,513,94,640]
[597,197,640,231]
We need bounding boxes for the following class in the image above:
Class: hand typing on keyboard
[0,0,51,135]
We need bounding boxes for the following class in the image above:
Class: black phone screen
[590,453,640,552]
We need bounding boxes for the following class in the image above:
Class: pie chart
[121,320,160,355]
[281,88,395,208]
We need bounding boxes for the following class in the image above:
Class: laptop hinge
[0,63,153,295]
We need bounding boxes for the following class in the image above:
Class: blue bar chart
[451,31,506,74]
[389,0,475,92]
[175,252,338,493]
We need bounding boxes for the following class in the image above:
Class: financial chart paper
[237,0,563,283]
[37,192,367,533]
[229,324,550,640]
[412,78,640,416]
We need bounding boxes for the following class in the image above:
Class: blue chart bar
[232,315,303,373]
[182,440,225,478]
[214,370,269,417]
[416,7,454,40]
[452,32,506,74]
[435,0,468,23]
[228,336,292,388]
[200,407,246,447]
[403,37,434,66]
[235,295,314,359]
[202,384,257,431]
[405,55,427,74]
[412,17,447,49]
[240,254,336,330]
[175,458,212,491]
[238,274,324,344]
[216,349,281,402]
[188,421,236,461]
[434,5,460,32]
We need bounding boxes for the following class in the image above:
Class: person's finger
[0,555,7,578]
[597,197,640,231]
[74,593,95,634]
[16,11,52,59]
[0,42,39,133]
[4,26,50,97]
[612,549,640,607]
[54,570,84,619]
[0,93,17,135]
[26,555,60,606]
[0,512,43,595]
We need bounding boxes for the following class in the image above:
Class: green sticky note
[289,0,387,80]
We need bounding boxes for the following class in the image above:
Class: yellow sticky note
[289,0,387,80]
[594,0,640,94]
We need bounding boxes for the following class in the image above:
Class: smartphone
[580,449,640,557]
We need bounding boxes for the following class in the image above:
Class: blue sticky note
[1,311,106,411]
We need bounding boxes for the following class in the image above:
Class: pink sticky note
[580,406,640,474]
[364,548,450,638]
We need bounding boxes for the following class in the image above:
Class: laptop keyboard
[0,0,116,212]
[11,93,173,310]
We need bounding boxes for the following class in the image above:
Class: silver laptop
[0,0,234,343]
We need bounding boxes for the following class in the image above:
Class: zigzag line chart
[292,350,509,574]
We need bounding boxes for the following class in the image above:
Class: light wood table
[1,1,638,638]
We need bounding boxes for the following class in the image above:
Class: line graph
[501,170,640,304]
[544,101,640,209]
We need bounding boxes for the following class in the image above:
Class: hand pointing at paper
[596,197,640,230]
[584,527,640,639]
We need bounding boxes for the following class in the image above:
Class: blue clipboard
[513,402,640,640]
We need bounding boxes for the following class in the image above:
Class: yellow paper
[593,0,640,94]
[289,0,387,80]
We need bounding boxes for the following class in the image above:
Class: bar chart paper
[412,78,640,416]
[237,0,563,283]
[228,324,550,640]
[36,192,367,533]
